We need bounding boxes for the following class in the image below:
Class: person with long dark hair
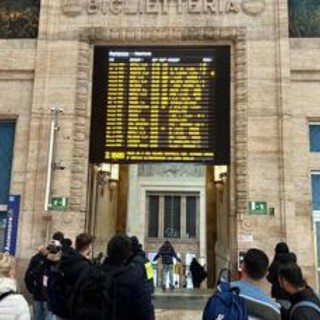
[278,262,320,319]
[267,242,297,306]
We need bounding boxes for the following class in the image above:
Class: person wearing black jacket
[190,257,207,288]
[24,246,50,320]
[57,233,93,318]
[129,236,154,294]
[101,234,155,320]
[267,242,297,305]
[278,262,320,320]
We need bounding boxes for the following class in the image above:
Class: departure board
[90,47,230,164]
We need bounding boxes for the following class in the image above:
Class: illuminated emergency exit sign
[249,201,267,215]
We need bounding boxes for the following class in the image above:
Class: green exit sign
[50,197,68,210]
[249,201,267,215]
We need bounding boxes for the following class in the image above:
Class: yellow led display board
[90,47,230,164]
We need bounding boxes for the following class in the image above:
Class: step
[153,288,212,310]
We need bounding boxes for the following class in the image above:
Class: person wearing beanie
[0,253,30,320]
[128,236,154,294]
[101,234,155,320]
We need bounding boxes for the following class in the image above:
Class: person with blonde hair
[0,252,30,319]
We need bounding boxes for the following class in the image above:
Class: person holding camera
[24,231,64,320]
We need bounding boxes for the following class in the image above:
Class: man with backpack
[101,234,155,320]
[54,233,93,319]
[231,248,281,320]
[278,262,320,320]
[24,231,65,320]
[203,248,281,320]
[24,245,50,320]
[70,234,154,320]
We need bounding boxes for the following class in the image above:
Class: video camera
[47,240,61,255]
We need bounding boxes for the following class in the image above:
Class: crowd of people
[0,234,319,319]
[203,243,320,320]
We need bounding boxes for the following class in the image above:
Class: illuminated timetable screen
[90,46,230,164]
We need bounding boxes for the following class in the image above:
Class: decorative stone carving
[241,0,266,16]
[240,215,255,231]
[138,163,205,178]
[60,0,268,17]
[61,0,83,16]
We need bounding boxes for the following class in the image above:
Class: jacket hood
[102,256,124,269]
[60,248,85,268]
[0,277,17,294]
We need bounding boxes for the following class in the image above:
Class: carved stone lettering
[102,1,108,14]
[60,0,266,17]
[176,0,184,14]
[62,0,83,16]
[87,0,99,14]
[146,0,159,14]
[226,0,240,13]
[204,0,217,13]
[110,0,123,14]
[188,0,201,13]
[218,0,224,13]
[124,0,139,14]
[162,0,169,14]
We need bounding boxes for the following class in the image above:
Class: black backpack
[70,264,129,320]
[24,254,47,298]
[46,265,69,318]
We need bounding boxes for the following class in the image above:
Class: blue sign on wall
[3,195,21,255]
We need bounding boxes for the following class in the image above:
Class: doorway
[86,162,231,287]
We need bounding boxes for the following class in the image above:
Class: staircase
[153,288,212,320]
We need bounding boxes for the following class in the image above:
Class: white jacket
[0,277,30,320]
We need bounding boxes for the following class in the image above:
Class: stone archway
[70,26,248,275]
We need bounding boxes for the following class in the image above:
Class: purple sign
[3,195,21,255]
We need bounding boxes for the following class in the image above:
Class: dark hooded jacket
[101,257,155,320]
[58,247,91,317]
[24,252,48,301]
[286,286,320,320]
[128,239,154,294]
[267,252,297,300]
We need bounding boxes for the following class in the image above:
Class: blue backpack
[202,269,248,320]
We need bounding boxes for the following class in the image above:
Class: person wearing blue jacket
[153,240,181,290]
